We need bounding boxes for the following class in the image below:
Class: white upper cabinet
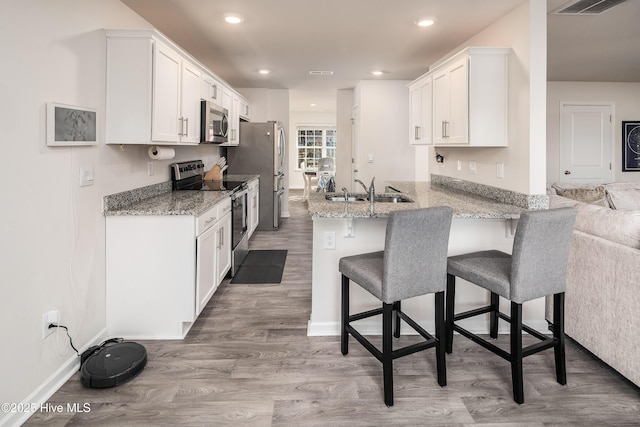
[105,29,249,146]
[201,73,221,104]
[180,60,202,144]
[106,31,201,145]
[151,41,201,144]
[408,75,432,145]
[411,46,510,147]
[239,98,251,121]
[219,87,249,146]
[433,55,468,145]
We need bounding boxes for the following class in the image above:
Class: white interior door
[559,102,614,183]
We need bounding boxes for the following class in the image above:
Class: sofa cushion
[549,194,640,249]
[554,185,608,207]
[604,183,640,210]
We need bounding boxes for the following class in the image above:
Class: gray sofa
[546,182,640,387]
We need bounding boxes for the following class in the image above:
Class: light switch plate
[79,168,94,187]
[468,161,477,174]
[496,162,504,178]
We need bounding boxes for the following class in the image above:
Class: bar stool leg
[393,301,401,338]
[490,292,499,339]
[510,301,524,404]
[382,302,394,406]
[435,291,447,387]
[341,275,349,355]
[445,274,456,354]
[553,292,567,385]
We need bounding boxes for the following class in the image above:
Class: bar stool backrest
[382,207,453,303]
[510,208,577,303]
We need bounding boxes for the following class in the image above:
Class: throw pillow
[555,186,608,207]
[605,188,640,210]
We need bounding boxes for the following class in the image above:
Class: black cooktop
[171,160,247,192]
[173,173,245,192]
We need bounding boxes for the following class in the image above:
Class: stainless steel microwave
[200,100,229,143]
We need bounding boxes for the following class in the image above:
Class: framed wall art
[47,102,98,146]
[622,121,640,171]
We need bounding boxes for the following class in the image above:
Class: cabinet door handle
[184,117,189,137]
[442,121,450,139]
[414,125,420,140]
[178,117,184,136]
[212,84,218,100]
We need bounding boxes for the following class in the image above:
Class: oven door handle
[232,188,249,199]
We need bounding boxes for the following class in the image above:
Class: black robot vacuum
[80,339,147,388]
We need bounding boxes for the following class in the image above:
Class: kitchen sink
[325,193,414,203]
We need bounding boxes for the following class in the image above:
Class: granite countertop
[104,174,259,216]
[307,180,525,219]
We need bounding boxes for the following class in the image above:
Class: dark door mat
[231,250,288,284]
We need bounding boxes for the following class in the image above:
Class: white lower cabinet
[106,198,231,339]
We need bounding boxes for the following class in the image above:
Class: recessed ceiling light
[259,69,271,75]
[224,14,244,24]
[371,70,384,76]
[310,103,317,107]
[416,18,435,27]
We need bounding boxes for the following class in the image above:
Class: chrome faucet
[354,178,376,201]
[354,177,376,214]
[342,187,350,200]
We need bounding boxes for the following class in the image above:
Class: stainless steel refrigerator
[226,121,285,230]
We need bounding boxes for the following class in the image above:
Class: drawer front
[196,197,232,235]
[196,206,218,235]
[217,198,232,218]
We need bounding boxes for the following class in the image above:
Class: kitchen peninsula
[307,175,548,337]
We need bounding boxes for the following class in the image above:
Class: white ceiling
[121,0,640,112]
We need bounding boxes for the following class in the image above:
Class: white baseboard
[0,328,107,427]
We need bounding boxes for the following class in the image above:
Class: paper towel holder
[148,145,175,160]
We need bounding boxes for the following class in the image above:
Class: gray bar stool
[339,206,453,406]
[445,207,577,404]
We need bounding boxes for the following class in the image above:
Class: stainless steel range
[170,160,248,276]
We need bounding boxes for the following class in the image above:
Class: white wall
[426,1,547,195]
[336,89,354,190]
[353,80,415,188]
[547,81,640,184]
[0,2,227,423]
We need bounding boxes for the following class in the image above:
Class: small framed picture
[47,102,97,146]
[622,121,640,171]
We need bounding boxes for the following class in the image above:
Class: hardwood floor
[26,190,639,426]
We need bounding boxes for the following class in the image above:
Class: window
[297,126,336,169]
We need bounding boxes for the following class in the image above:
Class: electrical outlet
[496,162,505,178]
[457,160,462,171]
[42,309,59,338]
[147,162,154,176]
[323,231,336,250]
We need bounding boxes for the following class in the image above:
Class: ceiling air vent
[309,71,334,76]
[551,0,626,15]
